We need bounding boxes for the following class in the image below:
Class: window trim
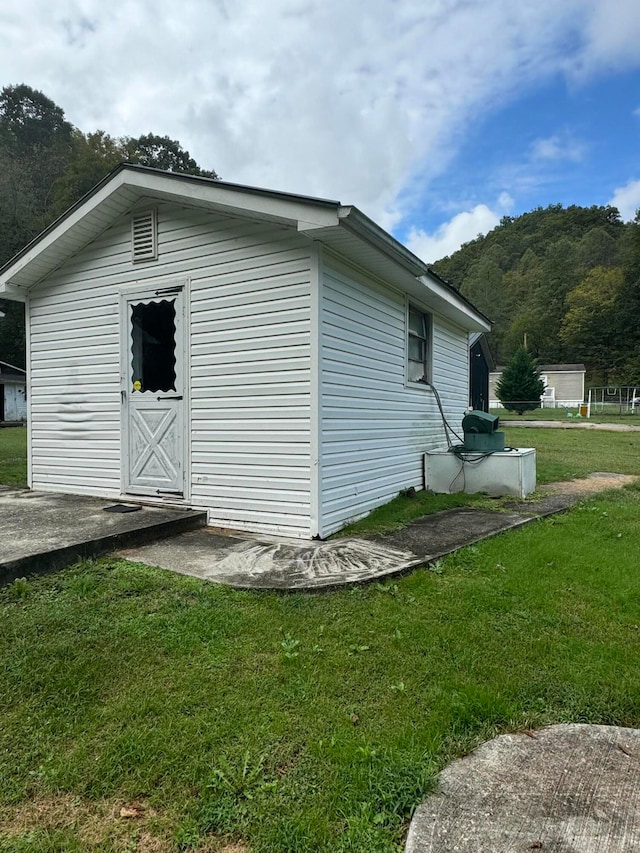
[406,301,432,387]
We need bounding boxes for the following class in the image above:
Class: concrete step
[0,488,207,584]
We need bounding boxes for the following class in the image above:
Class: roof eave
[0,164,342,295]
[0,164,490,333]
[335,208,490,332]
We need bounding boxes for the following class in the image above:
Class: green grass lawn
[0,426,27,486]
[505,426,640,484]
[336,425,640,536]
[2,486,640,852]
[492,406,640,424]
[2,424,640,851]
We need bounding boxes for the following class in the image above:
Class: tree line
[432,203,640,385]
[0,84,217,367]
[2,83,640,385]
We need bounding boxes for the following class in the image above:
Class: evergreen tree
[496,347,546,415]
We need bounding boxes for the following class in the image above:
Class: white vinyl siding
[547,371,584,405]
[27,203,313,536]
[29,248,123,496]
[27,210,169,496]
[319,257,469,536]
[188,220,313,538]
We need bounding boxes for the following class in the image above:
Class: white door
[122,284,186,497]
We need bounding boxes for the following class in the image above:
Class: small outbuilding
[0,360,27,422]
[0,165,489,538]
[468,332,494,413]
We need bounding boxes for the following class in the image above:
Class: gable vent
[131,210,158,262]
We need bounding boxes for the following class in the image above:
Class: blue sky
[1,0,639,263]
[402,66,640,258]
[425,70,640,219]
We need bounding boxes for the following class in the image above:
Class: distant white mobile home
[490,364,586,409]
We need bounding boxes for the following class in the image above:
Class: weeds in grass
[279,632,301,659]
[9,577,30,599]
[2,434,640,851]
[207,751,272,801]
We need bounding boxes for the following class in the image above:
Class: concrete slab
[503,419,640,431]
[405,724,640,852]
[367,506,530,565]
[2,472,635,591]
[118,474,637,590]
[119,530,420,590]
[0,487,207,584]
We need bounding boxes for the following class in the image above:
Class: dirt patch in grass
[539,473,638,497]
[0,794,249,852]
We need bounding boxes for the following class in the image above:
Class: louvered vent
[131,210,157,262]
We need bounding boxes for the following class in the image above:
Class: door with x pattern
[122,284,185,497]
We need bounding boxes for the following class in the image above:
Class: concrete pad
[368,507,530,564]
[3,471,635,591]
[118,507,535,590]
[406,724,640,852]
[118,529,420,590]
[0,487,206,584]
[117,473,636,590]
[115,507,539,590]
[503,420,640,432]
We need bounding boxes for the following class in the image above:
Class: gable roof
[0,360,26,380]
[536,364,586,373]
[492,364,586,374]
[469,332,496,370]
[0,164,490,332]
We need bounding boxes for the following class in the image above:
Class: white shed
[0,360,27,422]
[0,165,489,538]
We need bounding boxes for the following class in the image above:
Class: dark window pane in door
[131,300,177,392]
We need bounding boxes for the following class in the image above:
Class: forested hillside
[0,84,217,368]
[432,205,640,384]
[2,83,639,386]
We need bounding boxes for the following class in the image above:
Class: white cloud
[0,1,639,231]
[608,179,640,221]
[567,0,640,78]
[406,198,510,264]
[531,134,585,162]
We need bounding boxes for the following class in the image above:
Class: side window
[407,304,431,384]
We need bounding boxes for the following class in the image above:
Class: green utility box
[462,411,505,452]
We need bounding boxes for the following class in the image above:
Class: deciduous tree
[560,266,624,383]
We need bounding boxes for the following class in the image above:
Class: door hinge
[158,395,183,401]
[154,286,183,296]
[156,489,184,496]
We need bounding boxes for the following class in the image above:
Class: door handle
[158,395,183,401]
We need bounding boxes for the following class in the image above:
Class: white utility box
[424,448,536,499]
